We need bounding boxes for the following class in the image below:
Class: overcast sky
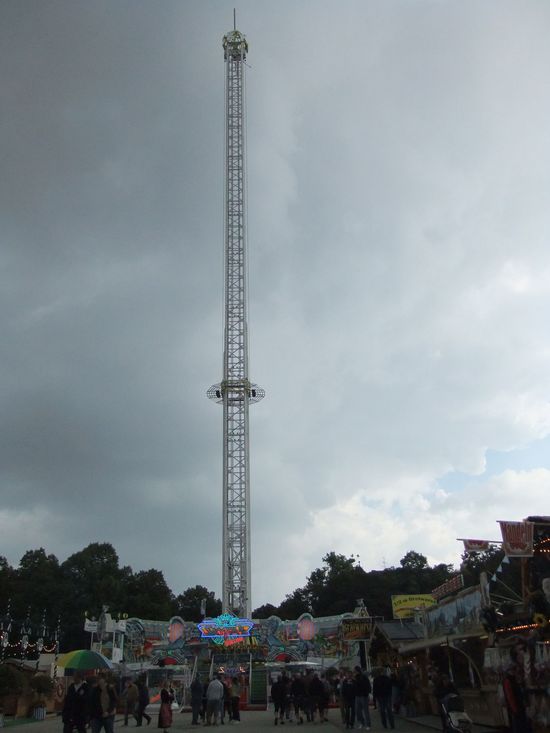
[2,0,550,612]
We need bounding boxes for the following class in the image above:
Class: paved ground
[1,711,496,733]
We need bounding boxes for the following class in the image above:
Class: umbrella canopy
[58,649,113,671]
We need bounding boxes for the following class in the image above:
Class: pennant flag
[498,520,534,557]
[461,539,490,554]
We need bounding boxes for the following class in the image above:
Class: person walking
[123,679,139,726]
[190,674,203,726]
[337,670,347,724]
[270,675,287,726]
[136,677,152,727]
[341,671,356,730]
[309,673,324,723]
[373,671,394,730]
[503,665,530,733]
[157,680,174,733]
[221,677,231,724]
[354,666,372,731]
[290,673,305,725]
[62,672,90,733]
[205,674,225,726]
[231,677,241,723]
[89,675,117,733]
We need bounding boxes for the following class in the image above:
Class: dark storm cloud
[2,0,550,606]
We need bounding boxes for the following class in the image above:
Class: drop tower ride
[208,22,264,618]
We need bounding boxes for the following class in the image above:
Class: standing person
[201,680,209,723]
[221,677,231,724]
[354,666,372,731]
[205,674,224,726]
[290,673,305,725]
[190,674,203,727]
[390,671,399,714]
[341,671,356,730]
[136,677,152,726]
[123,679,139,726]
[503,665,530,733]
[303,671,314,723]
[231,677,241,723]
[157,680,174,733]
[373,671,394,730]
[337,670,347,724]
[270,675,286,726]
[62,672,90,733]
[321,674,331,722]
[89,675,117,733]
[309,673,324,723]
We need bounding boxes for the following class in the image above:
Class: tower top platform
[223,30,248,60]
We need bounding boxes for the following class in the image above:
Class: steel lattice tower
[207,23,264,618]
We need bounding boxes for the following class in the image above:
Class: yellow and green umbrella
[58,649,113,671]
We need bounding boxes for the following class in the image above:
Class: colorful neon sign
[198,614,254,646]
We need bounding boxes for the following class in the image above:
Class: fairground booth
[86,609,372,709]
[392,517,550,732]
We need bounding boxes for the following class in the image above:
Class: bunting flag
[498,520,534,557]
[461,539,491,554]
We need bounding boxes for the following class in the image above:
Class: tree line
[0,542,503,651]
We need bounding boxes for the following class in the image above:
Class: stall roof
[398,630,486,654]
[375,620,425,645]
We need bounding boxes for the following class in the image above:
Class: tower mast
[208,24,264,618]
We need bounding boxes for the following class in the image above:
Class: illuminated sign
[198,614,254,646]
[341,617,373,641]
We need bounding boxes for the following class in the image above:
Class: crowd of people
[62,674,174,733]
[268,666,402,730]
[189,673,242,726]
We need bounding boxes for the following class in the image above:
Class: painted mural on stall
[121,612,360,665]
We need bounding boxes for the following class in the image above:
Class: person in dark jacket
[290,674,305,725]
[231,677,242,723]
[271,675,288,725]
[373,671,394,730]
[190,675,203,726]
[309,674,324,723]
[503,665,530,733]
[89,675,117,733]
[62,673,90,733]
[136,678,151,726]
[341,671,356,730]
[122,679,139,726]
[354,666,372,730]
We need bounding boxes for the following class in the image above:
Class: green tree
[124,569,176,620]
[400,551,429,572]
[175,585,221,621]
[61,543,127,649]
[252,603,278,619]
[12,549,66,620]
[460,546,504,588]
[277,588,310,619]
[0,557,13,610]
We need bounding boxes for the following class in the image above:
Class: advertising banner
[391,594,436,619]
[499,521,534,557]
[340,617,373,641]
[425,587,484,637]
